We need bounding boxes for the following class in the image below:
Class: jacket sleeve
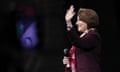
[67,28,99,51]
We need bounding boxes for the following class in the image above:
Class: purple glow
[20,22,38,48]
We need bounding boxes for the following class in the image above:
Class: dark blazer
[67,28,101,72]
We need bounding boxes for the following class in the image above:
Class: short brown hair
[77,8,99,28]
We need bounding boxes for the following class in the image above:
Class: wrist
[67,24,73,31]
[66,20,72,26]
[66,20,71,24]
[66,20,73,31]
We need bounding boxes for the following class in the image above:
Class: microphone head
[64,48,69,57]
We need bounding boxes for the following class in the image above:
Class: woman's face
[76,16,88,32]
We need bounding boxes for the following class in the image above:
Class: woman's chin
[78,29,82,32]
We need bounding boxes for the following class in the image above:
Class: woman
[63,5,101,72]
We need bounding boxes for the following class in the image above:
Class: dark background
[0,0,118,72]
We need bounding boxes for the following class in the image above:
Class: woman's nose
[76,21,78,26]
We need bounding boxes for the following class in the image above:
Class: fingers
[70,5,74,12]
[67,5,74,13]
[70,5,74,8]
[65,5,75,20]
[65,5,75,22]
[71,12,75,17]
[63,56,70,65]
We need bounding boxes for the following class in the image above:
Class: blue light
[20,22,38,48]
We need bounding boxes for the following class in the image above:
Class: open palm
[65,5,75,22]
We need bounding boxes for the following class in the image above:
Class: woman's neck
[80,28,95,38]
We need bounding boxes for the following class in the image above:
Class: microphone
[63,48,70,68]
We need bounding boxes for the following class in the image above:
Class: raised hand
[65,5,75,22]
